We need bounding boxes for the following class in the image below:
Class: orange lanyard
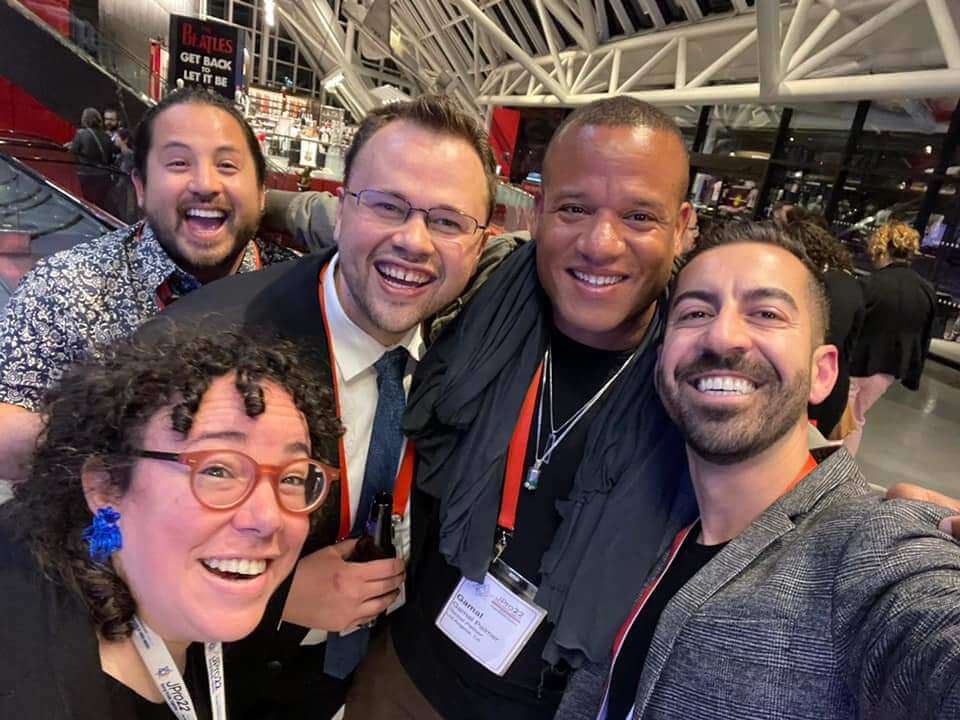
[317,261,417,540]
[156,242,262,310]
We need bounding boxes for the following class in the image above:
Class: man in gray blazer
[557,221,960,720]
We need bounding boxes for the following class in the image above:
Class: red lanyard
[490,360,545,556]
[599,452,819,716]
[317,262,416,540]
[609,453,819,659]
[155,242,262,311]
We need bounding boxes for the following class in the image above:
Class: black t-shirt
[393,329,633,720]
[604,527,725,720]
[0,504,214,719]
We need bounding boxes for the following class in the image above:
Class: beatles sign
[168,15,245,99]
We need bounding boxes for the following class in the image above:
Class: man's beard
[657,349,809,465]
[148,207,260,280]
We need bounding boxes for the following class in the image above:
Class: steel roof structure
[270,0,960,120]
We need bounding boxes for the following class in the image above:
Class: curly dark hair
[783,220,855,273]
[10,330,341,641]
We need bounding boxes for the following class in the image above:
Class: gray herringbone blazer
[556,449,960,720]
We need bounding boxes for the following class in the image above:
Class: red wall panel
[0,78,76,144]
[489,107,521,180]
[21,0,71,38]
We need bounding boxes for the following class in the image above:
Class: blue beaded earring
[82,507,123,563]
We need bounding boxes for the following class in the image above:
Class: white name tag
[435,559,547,676]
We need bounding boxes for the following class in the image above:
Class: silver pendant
[524,465,541,491]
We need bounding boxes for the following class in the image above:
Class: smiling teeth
[572,270,624,287]
[202,558,267,576]
[379,264,431,284]
[185,208,227,219]
[696,376,757,395]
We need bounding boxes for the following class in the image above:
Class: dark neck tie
[351,346,409,535]
[325,346,408,680]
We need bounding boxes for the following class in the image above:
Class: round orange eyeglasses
[133,449,336,513]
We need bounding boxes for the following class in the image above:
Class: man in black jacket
[346,97,696,720]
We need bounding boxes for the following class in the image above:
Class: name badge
[435,559,547,676]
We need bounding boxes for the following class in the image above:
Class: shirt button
[266,660,283,675]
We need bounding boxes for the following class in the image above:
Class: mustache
[675,350,778,385]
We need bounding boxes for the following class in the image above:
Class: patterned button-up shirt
[0,221,298,412]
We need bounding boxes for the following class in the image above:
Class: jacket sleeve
[68,130,82,157]
[832,500,960,720]
[554,660,608,720]
[263,190,338,253]
[426,231,527,343]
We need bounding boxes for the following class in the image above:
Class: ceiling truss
[279,0,960,120]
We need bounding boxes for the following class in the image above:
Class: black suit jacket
[809,269,865,435]
[851,263,936,391]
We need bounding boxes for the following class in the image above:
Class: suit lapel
[632,449,860,717]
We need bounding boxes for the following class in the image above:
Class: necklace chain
[526,343,638,490]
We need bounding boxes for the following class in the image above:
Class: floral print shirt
[0,221,297,411]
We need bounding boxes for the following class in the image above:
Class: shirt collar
[323,253,425,383]
[130,221,261,297]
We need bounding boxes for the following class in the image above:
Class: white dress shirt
[323,254,424,555]
[302,255,424,649]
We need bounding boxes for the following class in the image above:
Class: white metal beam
[534,0,565,84]
[638,0,665,29]
[686,29,756,89]
[449,0,569,100]
[506,0,548,55]
[786,9,841,72]
[618,38,677,93]
[675,36,687,89]
[608,0,636,35]
[543,0,597,51]
[594,0,609,41]
[926,0,960,69]
[577,0,599,46]
[608,48,621,93]
[756,0,782,99]
[786,0,924,81]
[779,0,813,70]
[675,0,703,22]
[478,66,960,106]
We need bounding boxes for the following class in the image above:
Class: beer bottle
[349,491,396,562]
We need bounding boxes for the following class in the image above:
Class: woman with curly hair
[846,221,936,454]
[0,331,340,718]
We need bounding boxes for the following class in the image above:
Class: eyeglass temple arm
[133,449,182,462]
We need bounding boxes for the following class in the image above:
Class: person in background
[115,128,136,174]
[0,88,298,486]
[846,221,936,455]
[0,331,340,718]
[780,220,864,437]
[70,107,117,212]
[556,222,960,720]
[103,106,122,142]
[70,107,116,166]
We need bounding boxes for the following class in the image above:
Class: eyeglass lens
[192,451,328,511]
[356,190,478,236]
